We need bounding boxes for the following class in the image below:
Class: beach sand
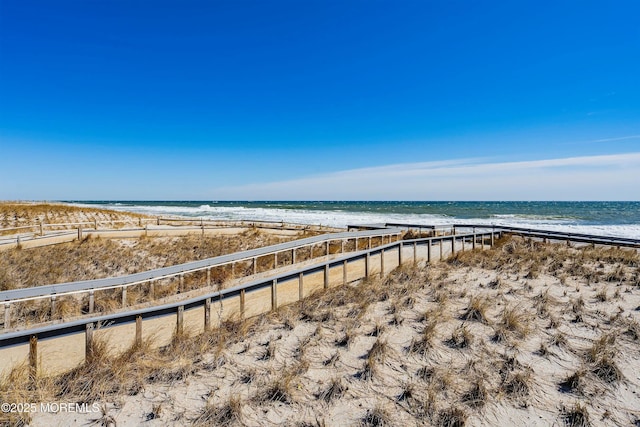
[3,235,636,426]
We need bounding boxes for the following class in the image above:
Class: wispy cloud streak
[212,153,640,201]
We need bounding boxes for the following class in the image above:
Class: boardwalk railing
[0,230,498,378]
[0,227,403,329]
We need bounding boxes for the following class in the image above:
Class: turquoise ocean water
[67,201,640,239]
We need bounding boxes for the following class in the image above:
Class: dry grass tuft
[560,402,591,427]
[193,395,242,426]
[446,324,473,349]
[461,296,490,323]
[360,405,392,426]
[436,406,467,427]
[317,377,347,403]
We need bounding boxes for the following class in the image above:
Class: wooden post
[427,240,431,263]
[451,236,456,255]
[299,273,304,301]
[324,264,329,289]
[231,262,235,278]
[135,315,142,346]
[94,219,98,230]
[271,279,277,310]
[4,303,10,329]
[274,252,278,268]
[472,234,476,249]
[179,274,184,292]
[398,242,403,265]
[89,290,95,313]
[39,222,43,236]
[341,239,344,253]
[253,257,257,274]
[292,248,296,264]
[491,231,495,247]
[207,268,211,286]
[240,289,246,318]
[51,295,57,317]
[368,236,371,249]
[85,323,94,362]
[439,239,443,260]
[326,241,329,255]
[343,260,348,285]
[204,298,211,330]
[355,237,358,250]
[365,253,370,277]
[78,226,82,240]
[461,236,465,252]
[177,306,184,336]
[29,335,37,381]
[122,287,127,307]
[380,249,385,278]
[413,241,417,263]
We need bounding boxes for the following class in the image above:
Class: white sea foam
[73,202,640,239]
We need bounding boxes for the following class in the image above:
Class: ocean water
[67,201,640,239]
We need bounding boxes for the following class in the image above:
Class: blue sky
[1,1,639,200]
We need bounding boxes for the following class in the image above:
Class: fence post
[461,236,465,252]
[341,240,344,253]
[29,335,38,382]
[253,258,257,275]
[427,240,431,263]
[85,323,94,362]
[177,306,184,336]
[299,273,304,301]
[78,226,82,241]
[380,249,385,278]
[414,242,417,263]
[205,297,211,331]
[472,234,476,249]
[365,253,370,277]
[271,279,277,310]
[122,287,127,307]
[398,242,403,265]
[135,315,142,346]
[274,252,278,268]
[179,274,185,292]
[451,236,456,255]
[324,264,329,289]
[39,221,43,236]
[440,239,443,260]
[326,241,329,256]
[368,237,371,249]
[292,248,296,264]
[207,268,211,286]
[240,289,246,318]
[343,260,348,285]
[89,290,95,313]
[355,237,358,250]
[51,295,57,317]
[5,302,12,328]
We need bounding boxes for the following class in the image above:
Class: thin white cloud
[211,153,640,201]
[590,135,640,143]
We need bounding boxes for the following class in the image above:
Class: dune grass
[2,236,639,426]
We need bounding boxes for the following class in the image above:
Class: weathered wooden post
[4,303,10,329]
[85,323,94,362]
[451,236,456,255]
[413,241,417,263]
[252,258,257,274]
[398,242,403,265]
[299,273,304,301]
[274,252,278,268]
[78,226,82,240]
[179,274,185,292]
[380,249,385,278]
[343,260,348,285]
[204,298,211,331]
[324,264,329,289]
[365,253,370,277]
[240,289,246,318]
[427,240,432,263]
[207,268,211,286]
[29,335,38,382]
[177,306,184,335]
[135,315,142,346]
[472,233,476,249]
[89,290,95,313]
[292,248,296,264]
[51,295,57,317]
[271,279,278,310]
[122,287,127,307]
[439,239,443,260]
